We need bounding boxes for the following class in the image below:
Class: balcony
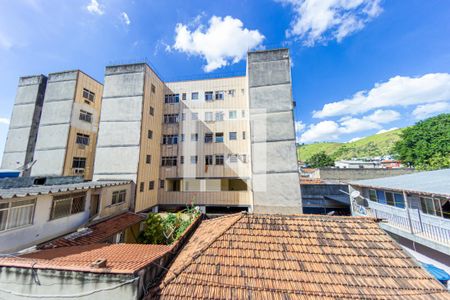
[353,199,450,248]
[158,191,252,206]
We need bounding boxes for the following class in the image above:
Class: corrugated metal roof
[349,169,450,197]
[0,180,131,200]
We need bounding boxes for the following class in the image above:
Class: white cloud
[279,0,382,45]
[172,15,265,72]
[376,127,398,135]
[364,109,400,124]
[412,102,450,120]
[299,109,400,143]
[347,136,363,143]
[0,118,10,125]
[86,0,104,15]
[295,120,306,143]
[120,12,131,25]
[313,73,450,118]
[299,120,341,143]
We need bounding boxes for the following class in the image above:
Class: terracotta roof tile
[151,213,449,299]
[39,212,145,249]
[0,243,170,274]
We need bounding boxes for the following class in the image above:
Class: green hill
[297,128,404,162]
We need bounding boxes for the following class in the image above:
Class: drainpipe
[403,190,414,234]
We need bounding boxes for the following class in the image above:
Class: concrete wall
[0,192,91,253]
[31,71,78,177]
[247,49,301,214]
[1,75,47,176]
[316,168,417,182]
[0,268,137,300]
[93,64,145,183]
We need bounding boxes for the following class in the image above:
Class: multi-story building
[31,70,103,180]
[3,48,301,214]
[1,75,47,176]
[93,48,301,214]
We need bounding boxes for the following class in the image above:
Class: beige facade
[158,76,253,209]
[31,70,103,180]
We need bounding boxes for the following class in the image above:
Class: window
[159,180,165,189]
[229,154,238,163]
[164,94,180,104]
[205,112,213,122]
[79,110,92,123]
[242,110,246,118]
[148,130,153,139]
[385,192,395,206]
[215,111,224,121]
[242,131,246,140]
[162,156,177,166]
[420,197,445,217]
[139,182,144,192]
[82,88,95,102]
[164,114,179,124]
[51,193,86,220]
[0,199,35,232]
[394,193,405,208]
[191,133,198,142]
[191,156,198,164]
[205,91,213,101]
[180,156,184,164]
[215,91,224,100]
[229,110,237,119]
[182,93,187,100]
[215,132,224,143]
[229,132,237,140]
[149,106,154,116]
[192,112,198,120]
[241,154,248,163]
[228,89,235,97]
[192,92,199,100]
[151,84,156,93]
[76,133,90,146]
[146,155,151,164]
[369,189,377,201]
[162,135,178,145]
[376,190,386,204]
[149,181,155,190]
[215,155,224,165]
[204,133,213,143]
[112,190,126,205]
[180,134,185,142]
[72,157,86,169]
[181,113,186,121]
[205,155,213,165]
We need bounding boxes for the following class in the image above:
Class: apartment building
[1,75,47,176]
[31,70,103,180]
[92,64,164,212]
[2,48,301,214]
[158,76,252,211]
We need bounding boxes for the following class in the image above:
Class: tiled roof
[349,168,450,197]
[0,180,131,200]
[151,213,448,299]
[0,244,170,274]
[39,212,145,249]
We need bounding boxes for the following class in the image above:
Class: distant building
[349,169,450,271]
[1,75,47,176]
[31,70,103,180]
[335,159,381,169]
[0,176,132,253]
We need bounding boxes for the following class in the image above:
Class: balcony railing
[356,200,450,245]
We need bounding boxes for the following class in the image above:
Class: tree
[306,151,335,168]
[394,113,450,170]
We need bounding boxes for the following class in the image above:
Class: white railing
[362,200,450,245]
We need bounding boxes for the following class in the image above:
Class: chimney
[90,258,107,268]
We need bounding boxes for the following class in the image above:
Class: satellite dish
[350,191,361,198]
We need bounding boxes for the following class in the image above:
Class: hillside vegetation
[297,128,404,162]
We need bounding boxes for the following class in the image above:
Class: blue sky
[1,0,450,162]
